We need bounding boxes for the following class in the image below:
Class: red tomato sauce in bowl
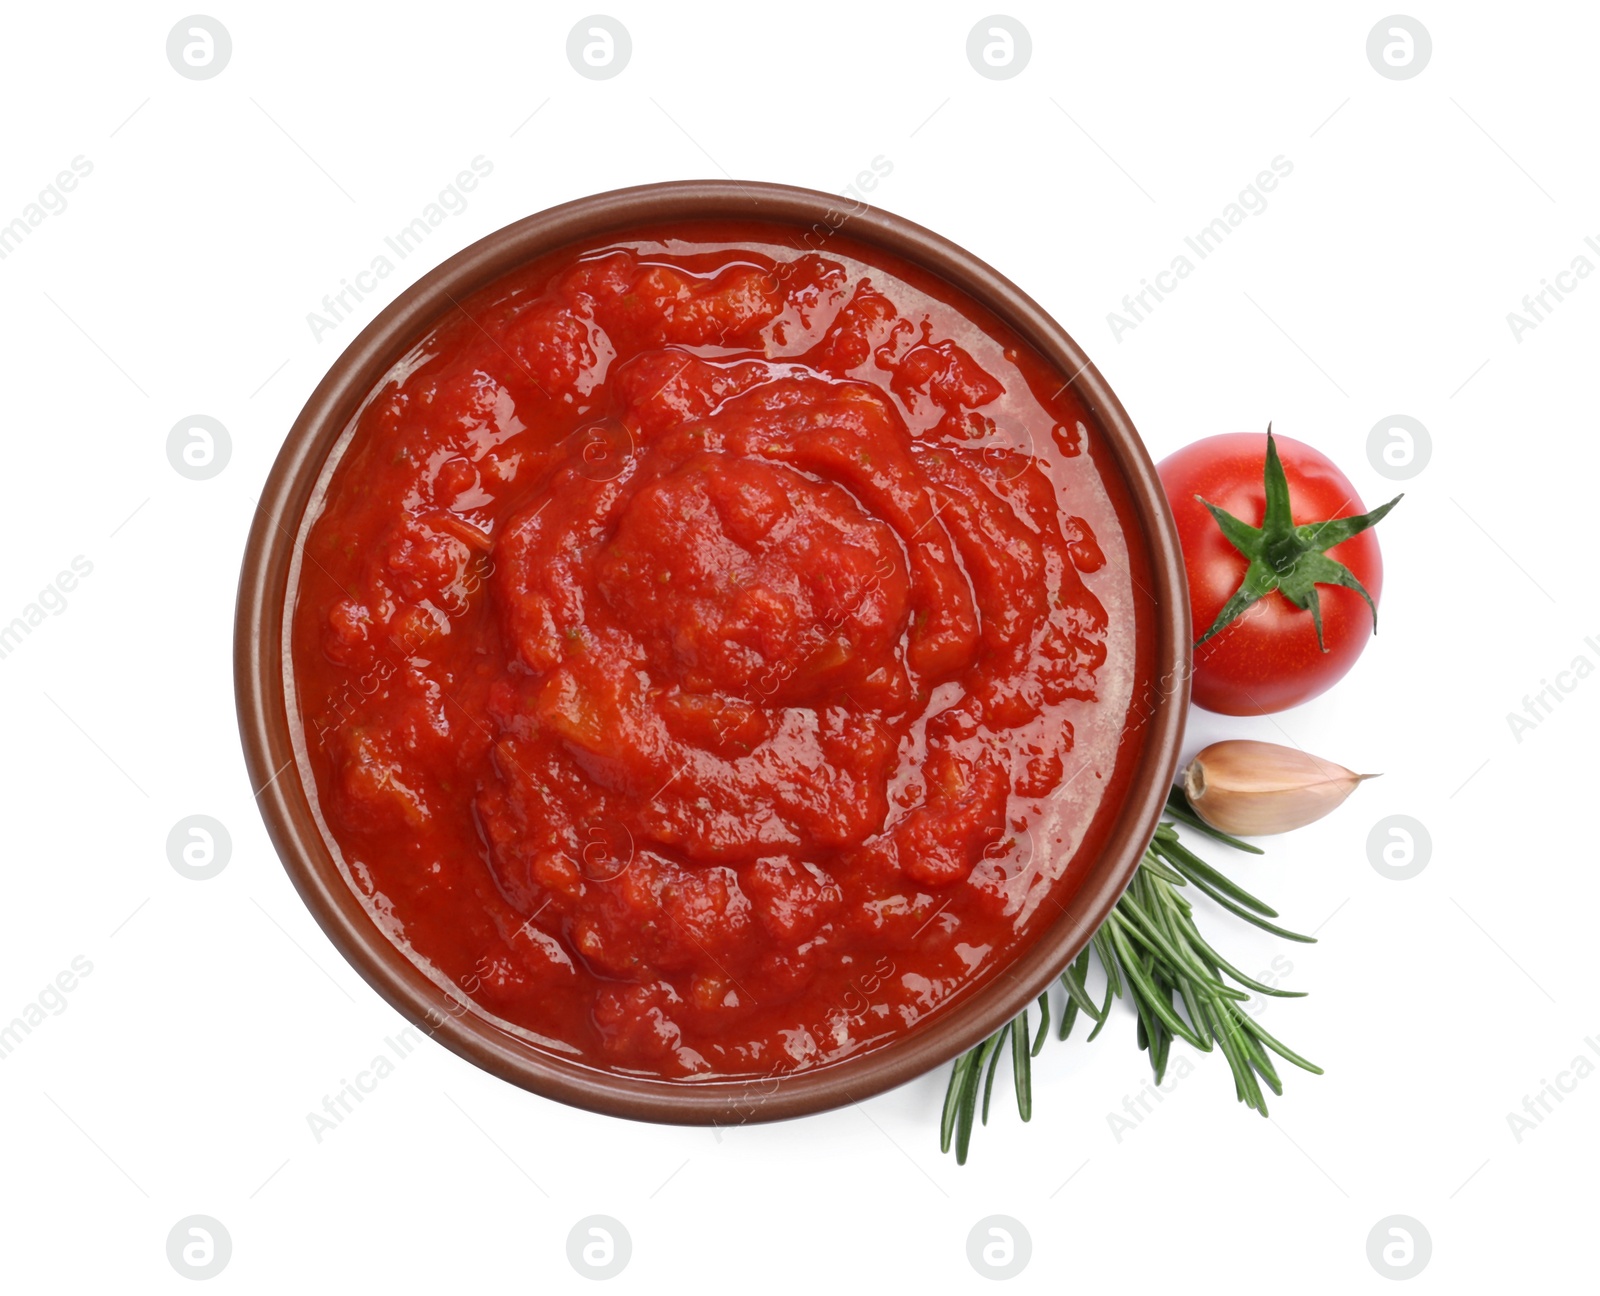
[287,220,1156,1079]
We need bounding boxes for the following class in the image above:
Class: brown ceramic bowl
[235,180,1190,1125]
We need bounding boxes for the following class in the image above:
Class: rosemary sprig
[940,787,1322,1163]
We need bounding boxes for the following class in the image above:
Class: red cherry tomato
[1158,433,1389,715]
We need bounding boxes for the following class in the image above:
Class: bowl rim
[235,178,1191,1126]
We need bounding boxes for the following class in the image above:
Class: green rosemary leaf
[1105,917,1210,1050]
[940,1048,975,1152]
[1250,1039,1285,1097]
[940,815,1322,1161]
[1116,883,1244,998]
[980,1028,1008,1124]
[1226,1004,1277,1076]
[1145,875,1219,1032]
[1155,835,1281,918]
[1160,853,1318,944]
[1164,786,1264,853]
[1240,1013,1325,1076]
[1138,947,1178,1084]
[1084,931,1119,1041]
[1085,1000,1114,1042]
[1013,1009,1033,1121]
[1094,928,1124,998]
[1168,906,1308,998]
[1148,1006,1173,1083]
[1138,847,1189,885]
[1205,997,1266,1112]
[1129,962,1158,1060]
[1058,992,1081,1042]
[1060,953,1104,1023]
[953,1042,985,1163]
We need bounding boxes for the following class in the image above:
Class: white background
[1,1,1593,1290]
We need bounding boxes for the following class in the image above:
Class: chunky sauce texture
[290,222,1155,1077]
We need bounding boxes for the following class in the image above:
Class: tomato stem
[1193,426,1402,651]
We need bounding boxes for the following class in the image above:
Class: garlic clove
[1182,739,1375,837]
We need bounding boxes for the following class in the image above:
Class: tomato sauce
[289,221,1155,1077]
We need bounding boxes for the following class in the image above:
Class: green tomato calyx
[1193,427,1402,652]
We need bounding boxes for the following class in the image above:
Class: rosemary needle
[939,788,1322,1164]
